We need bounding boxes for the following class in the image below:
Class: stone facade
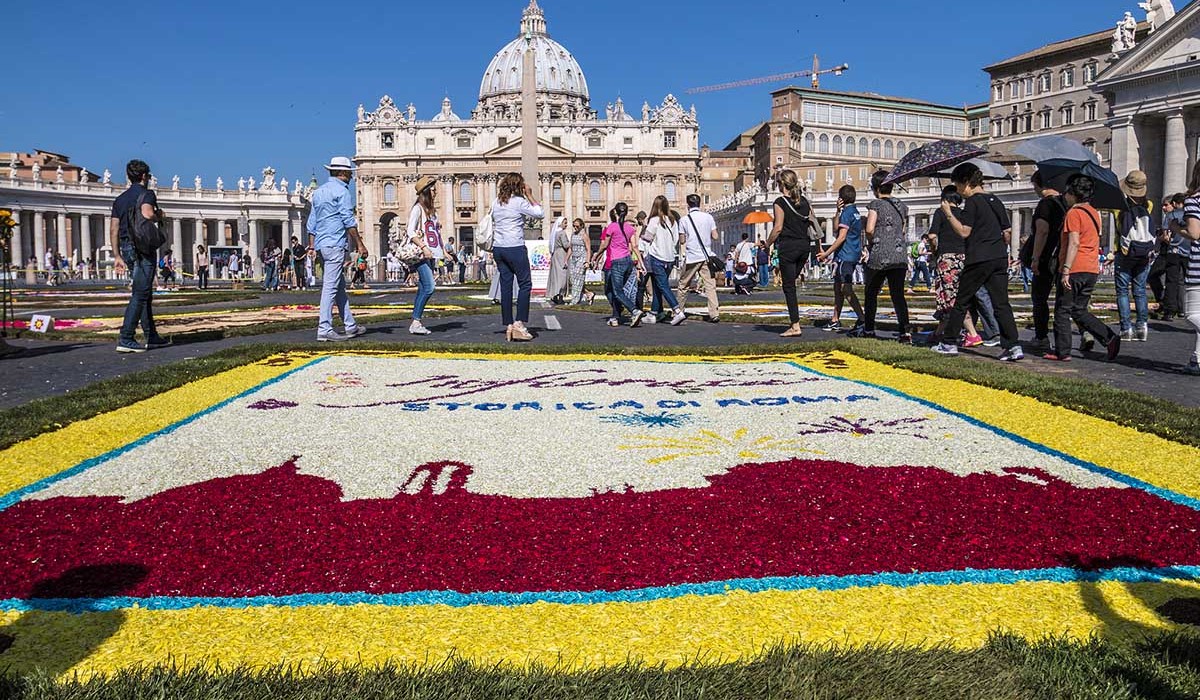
[0,165,309,278]
[1098,0,1200,201]
[984,19,1154,163]
[353,1,701,252]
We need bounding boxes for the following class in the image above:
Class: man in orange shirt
[1046,175,1120,362]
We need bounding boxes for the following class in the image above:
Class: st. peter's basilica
[353,0,702,253]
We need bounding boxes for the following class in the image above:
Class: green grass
[4,634,1200,699]
[1,340,1197,453]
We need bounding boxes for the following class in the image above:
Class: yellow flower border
[1,350,1196,679]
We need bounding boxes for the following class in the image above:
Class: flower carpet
[1,350,1198,679]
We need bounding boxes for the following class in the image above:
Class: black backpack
[125,191,166,257]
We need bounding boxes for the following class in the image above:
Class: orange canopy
[742,211,774,225]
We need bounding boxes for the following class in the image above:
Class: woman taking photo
[593,202,645,327]
[567,217,593,305]
[406,175,445,335]
[643,195,687,326]
[195,244,210,290]
[934,161,1023,361]
[766,169,819,338]
[851,170,911,343]
[492,172,544,341]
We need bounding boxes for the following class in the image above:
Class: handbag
[398,207,426,263]
[477,205,496,252]
[688,213,723,276]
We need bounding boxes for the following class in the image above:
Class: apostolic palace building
[352,0,701,252]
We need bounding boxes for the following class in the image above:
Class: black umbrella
[1037,159,1128,211]
[881,140,987,187]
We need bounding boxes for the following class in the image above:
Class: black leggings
[944,258,1020,349]
[777,240,811,325]
[862,266,909,334]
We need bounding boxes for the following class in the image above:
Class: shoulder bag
[477,204,496,252]
[398,207,426,263]
[688,214,724,277]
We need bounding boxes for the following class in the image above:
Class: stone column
[1009,208,1023,260]
[249,220,261,279]
[80,215,93,278]
[1109,116,1140,184]
[56,212,68,258]
[193,219,205,252]
[1164,108,1187,198]
[824,216,834,244]
[907,214,918,242]
[8,208,22,270]
[606,175,617,205]
[33,212,45,271]
[541,174,552,212]
[441,175,455,244]
[172,218,183,266]
[562,175,573,220]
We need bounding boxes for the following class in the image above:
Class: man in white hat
[307,156,369,341]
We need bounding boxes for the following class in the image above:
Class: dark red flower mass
[1,458,1197,600]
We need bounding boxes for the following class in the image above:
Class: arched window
[871,139,882,158]
[552,182,563,202]
[623,181,634,200]
[804,133,816,152]
[589,179,602,200]
[459,181,473,202]
[844,137,856,156]
[884,140,894,159]
[858,137,870,155]
[665,180,678,201]
[818,134,830,154]
[383,182,396,203]
[832,135,842,155]
[896,140,906,154]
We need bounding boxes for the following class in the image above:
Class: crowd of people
[90,156,1200,374]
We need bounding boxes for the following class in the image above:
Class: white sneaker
[642,313,657,324]
[345,325,368,339]
[409,321,432,336]
[999,346,1025,362]
[932,343,959,356]
[1135,325,1148,342]
[670,310,686,326]
[630,311,645,328]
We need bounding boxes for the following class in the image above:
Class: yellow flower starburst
[619,428,822,465]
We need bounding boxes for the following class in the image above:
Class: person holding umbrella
[1044,174,1120,362]
[932,162,1023,361]
[850,170,911,343]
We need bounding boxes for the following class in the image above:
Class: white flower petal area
[33,357,1121,503]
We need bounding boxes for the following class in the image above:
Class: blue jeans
[412,259,436,320]
[318,246,357,336]
[758,264,771,288]
[909,260,931,288]
[263,262,278,290]
[649,257,679,314]
[973,285,1000,339]
[1114,254,1150,331]
[607,257,638,316]
[119,242,160,343]
[494,245,531,325]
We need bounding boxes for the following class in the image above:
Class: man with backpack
[1115,170,1156,341]
[110,159,170,353]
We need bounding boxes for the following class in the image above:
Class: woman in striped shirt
[1175,161,1200,375]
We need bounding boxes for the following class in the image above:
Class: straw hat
[415,175,437,193]
[1121,170,1148,198]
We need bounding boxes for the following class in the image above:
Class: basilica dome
[477,1,590,114]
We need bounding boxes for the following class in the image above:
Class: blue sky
[6,0,1150,184]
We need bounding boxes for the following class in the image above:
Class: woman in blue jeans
[406,176,446,335]
[491,172,544,341]
[644,196,687,326]
[593,202,645,327]
[1115,183,1154,341]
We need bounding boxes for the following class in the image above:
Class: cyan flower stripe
[3,565,1199,614]
[785,361,1200,512]
[0,356,331,512]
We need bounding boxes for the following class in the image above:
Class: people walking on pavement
[817,185,865,333]
[307,156,369,343]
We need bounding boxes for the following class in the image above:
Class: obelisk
[521,29,538,189]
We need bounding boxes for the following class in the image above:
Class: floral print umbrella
[881,140,987,186]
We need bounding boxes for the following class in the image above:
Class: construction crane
[687,55,849,95]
